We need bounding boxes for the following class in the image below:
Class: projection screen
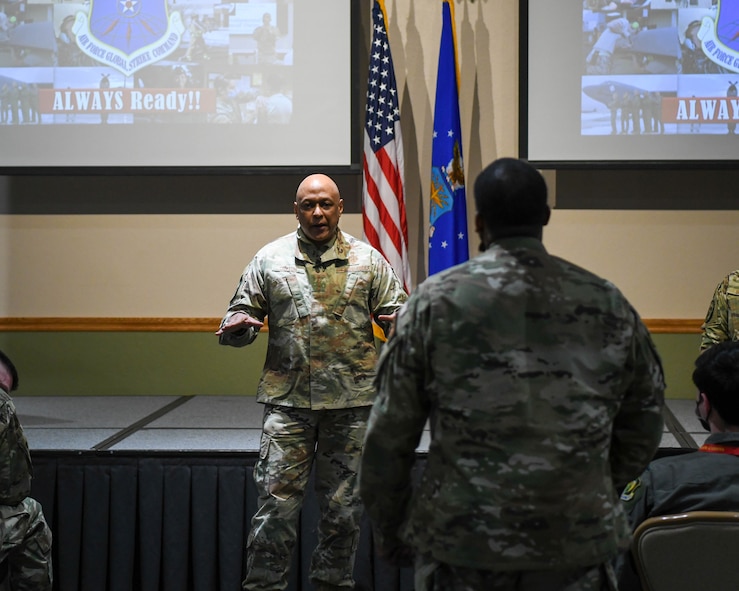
[523,0,739,167]
[0,0,353,169]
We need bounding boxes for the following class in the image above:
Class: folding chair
[631,510,739,591]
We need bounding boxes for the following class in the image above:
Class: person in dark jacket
[618,340,739,589]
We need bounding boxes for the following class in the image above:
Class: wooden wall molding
[0,317,703,334]
[643,318,702,334]
[0,317,220,332]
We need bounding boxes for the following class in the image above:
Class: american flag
[362,0,411,293]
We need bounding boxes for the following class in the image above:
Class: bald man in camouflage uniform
[217,174,407,591]
[700,269,739,351]
[360,158,665,591]
[0,349,52,591]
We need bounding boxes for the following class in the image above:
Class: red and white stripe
[362,125,411,293]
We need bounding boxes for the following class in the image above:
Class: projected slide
[525,0,739,165]
[582,0,739,136]
[0,0,352,168]
[0,0,293,125]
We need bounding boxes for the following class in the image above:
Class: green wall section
[0,331,701,399]
[0,332,267,396]
[651,333,702,400]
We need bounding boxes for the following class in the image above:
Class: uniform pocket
[259,430,270,460]
[335,272,371,328]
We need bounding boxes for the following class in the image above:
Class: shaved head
[294,174,343,244]
[296,174,340,200]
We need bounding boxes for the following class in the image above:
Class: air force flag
[428,0,468,276]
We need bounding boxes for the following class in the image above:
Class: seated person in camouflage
[360,157,665,591]
[700,269,739,351]
[617,340,739,589]
[0,349,52,591]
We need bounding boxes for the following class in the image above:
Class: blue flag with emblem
[428,0,468,276]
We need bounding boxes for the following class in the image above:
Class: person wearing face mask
[617,340,739,589]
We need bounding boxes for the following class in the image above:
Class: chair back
[632,510,739,591]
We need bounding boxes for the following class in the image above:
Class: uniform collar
[488,235,547,253]
[295,228,348,264]
[705,432,739,446]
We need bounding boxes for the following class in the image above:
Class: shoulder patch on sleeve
[620,478,641,502]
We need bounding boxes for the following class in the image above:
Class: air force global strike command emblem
[72,0,185,76]
[696,0,739,74]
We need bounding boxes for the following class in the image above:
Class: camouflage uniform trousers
[414,554,618,591]
[0,497,53,591]
[243,404,370,591]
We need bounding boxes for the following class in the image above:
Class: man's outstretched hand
[215,311,264,335]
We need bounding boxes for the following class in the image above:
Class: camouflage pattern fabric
[243,404,370,591]
[0,391,32,506]
[0,498,53,591]
[219,228,408,410]
[220,228,406,590]
[0,389,52,591]
[415,552,618,591]
[700,269,739,351]
[360,236,665,573]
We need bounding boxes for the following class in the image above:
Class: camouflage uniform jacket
[360,236,665,571]
[219,228,407,410]
[0,388,32,506]
[700,270,739,350]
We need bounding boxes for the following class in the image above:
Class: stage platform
[15,396,703,453]
[14,396,701,591]
[16,395,433,453]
